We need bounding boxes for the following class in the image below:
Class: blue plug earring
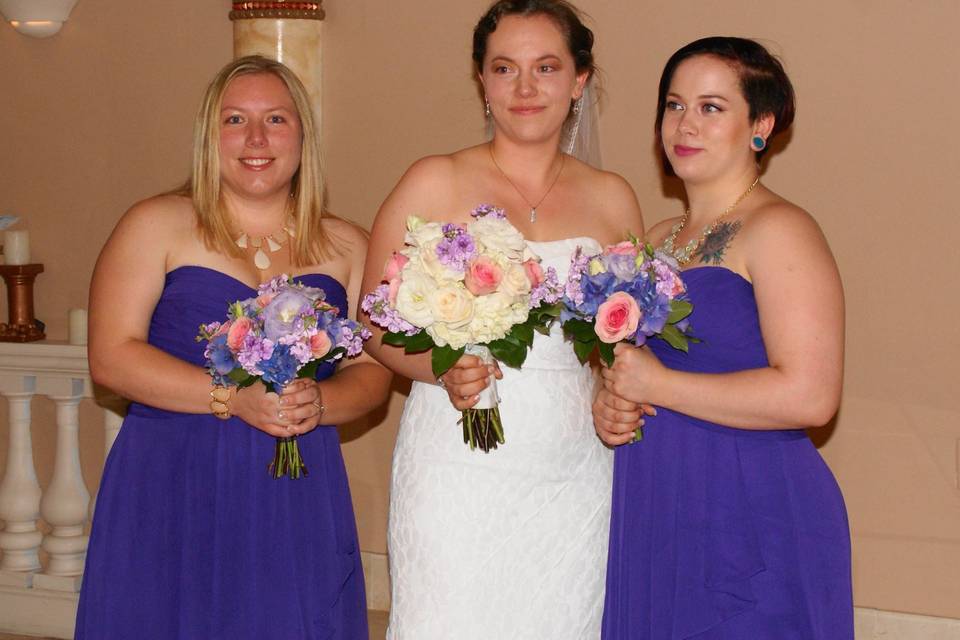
[751,135,767,151]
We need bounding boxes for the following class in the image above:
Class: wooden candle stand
[0,264,45,342]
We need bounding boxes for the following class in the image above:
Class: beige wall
[1,0,957,620]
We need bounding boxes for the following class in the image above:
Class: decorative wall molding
[230,2,324,21]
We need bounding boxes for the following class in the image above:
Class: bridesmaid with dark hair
[594,37,853,639]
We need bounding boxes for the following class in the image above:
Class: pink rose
[522,259,545,287]
[604,241,638,257]
[256,292,277,308]
[383,252,409,281]
[310,331,332,358]
[464,256,503,296]
[226,316,253,351]
[595,292,641,343]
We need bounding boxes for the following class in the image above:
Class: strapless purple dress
[76,267,367,640]
[602,267,852,640]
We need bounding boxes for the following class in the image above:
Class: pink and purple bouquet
[362,204,564,452]
[562,237,696,441]
[197,274,369,478]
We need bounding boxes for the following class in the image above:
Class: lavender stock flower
[436,223,476,272]
[530,266,564,307]
[470,203,506,220]
[361,284,418,335]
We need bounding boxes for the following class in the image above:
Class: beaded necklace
[660,176,760,266]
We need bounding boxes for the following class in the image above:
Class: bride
[361,1,644,637]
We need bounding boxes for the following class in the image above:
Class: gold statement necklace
[489,145,565,223]
[235,216,296,270]
[660,176,760,266]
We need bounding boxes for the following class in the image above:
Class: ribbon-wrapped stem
[459,344,504,452]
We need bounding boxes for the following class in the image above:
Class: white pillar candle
[68,308,87,346]
[4,230,30,265]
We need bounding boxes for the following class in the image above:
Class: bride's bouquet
[561,236,697,441]
[197,274,369,478]
[362,204,564,452]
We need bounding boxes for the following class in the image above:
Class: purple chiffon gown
[602,267,853,640]
[76,266,367,640]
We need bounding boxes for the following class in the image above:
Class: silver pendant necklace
[489,145,565,223]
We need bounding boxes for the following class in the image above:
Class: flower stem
[269,436,309,479]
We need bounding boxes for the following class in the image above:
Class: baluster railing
[0,342,123,638]
[0,376,41,581]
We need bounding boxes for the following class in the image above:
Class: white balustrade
[0,378,41,580]
[0,341,125,638]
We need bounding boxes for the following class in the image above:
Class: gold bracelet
[210,385,234,420]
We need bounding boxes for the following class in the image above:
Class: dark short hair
[472,0,595,78]
[656,36,796,172]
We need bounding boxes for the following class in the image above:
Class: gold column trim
[230,2,325,21]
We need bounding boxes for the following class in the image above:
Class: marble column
[230,2,324,131]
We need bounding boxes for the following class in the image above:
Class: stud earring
[484,99,491,118]
[751,135,767,151]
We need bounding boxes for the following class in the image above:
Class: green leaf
[563,318,596,342]
[510,322,535,346]
[227,368,254,386]
[659,324,689,352]
[597,341,615,367]
[403,330,435,353]
[667,300,693,323]
[573,339,595,364]
[298,360,320,381]
[381,331,408,347]
[431,345,465,377]
[488,339,526,368]
[534,324,553,336]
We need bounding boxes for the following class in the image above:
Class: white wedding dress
[387,237,612,640]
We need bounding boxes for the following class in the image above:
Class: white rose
[522,245,540,262]
[427,322,473,350]
[468,216,525,261]
[416,238,464,284]
[394,270,436,328]
[498,262,532,298]
[468,291,527,343]
[404,217,444,249]
[429,284,474,328]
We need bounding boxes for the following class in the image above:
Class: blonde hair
[182,55,334,265]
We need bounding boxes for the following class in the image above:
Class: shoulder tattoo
[696,220,742,265]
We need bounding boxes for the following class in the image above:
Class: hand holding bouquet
[197,274,369,478]
[562,236,696,441]
[362,204,564,452]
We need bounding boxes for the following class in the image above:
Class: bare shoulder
[104,194,195,261]
[322,215,369,255]
[373,152,461,225]
[741,195,836,276]
[115,193,194,235]
[569,159,644,241]
[743,197,828,250]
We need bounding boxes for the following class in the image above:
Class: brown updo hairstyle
[655,36,796,174]
[472,0,596,79]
